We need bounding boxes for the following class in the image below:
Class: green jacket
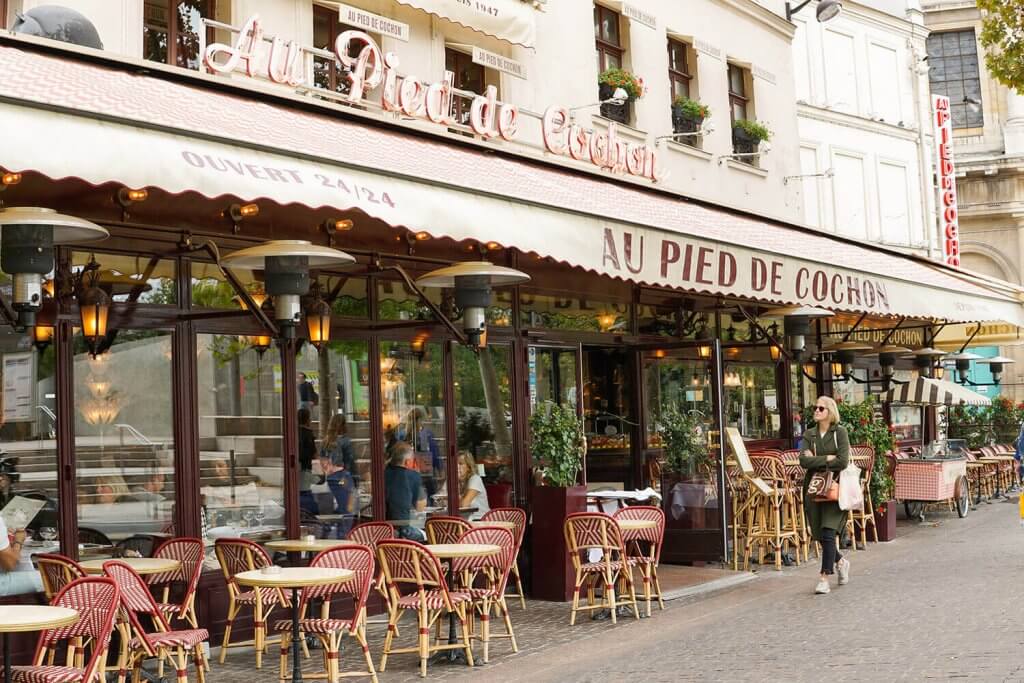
[799,423,850,538]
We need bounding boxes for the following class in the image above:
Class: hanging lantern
[769,344,782,362]
[305,297,332,348]
[79,284,110,357]
[249,335,272,356]
[32,324,54,352]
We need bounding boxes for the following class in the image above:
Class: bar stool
[745,454,802,571]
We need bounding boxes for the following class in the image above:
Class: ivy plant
[659,405,710,475]
[530,401,585,487]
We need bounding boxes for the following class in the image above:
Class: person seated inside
[0,456,18,508]
[0,513,42,596]
[318,448,356,539]
[93,475,129,505]
[132,469,166,502]
[458,452,490,520]
[385,441,426,542]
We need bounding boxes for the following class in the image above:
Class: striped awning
[883,377,991,406]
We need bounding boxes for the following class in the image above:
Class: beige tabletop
[428,543,501,559]
[0,606,78,633]
[79,557,180,575]
[617,519,658,531]
[470,520,517,531]
[264,539,357,553]
[235,566,353,589]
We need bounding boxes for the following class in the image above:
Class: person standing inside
[800,396,851,595]
[385,442,426,541]
[318,449,356,538]
[298,373,318,412]
[298,408,318,517]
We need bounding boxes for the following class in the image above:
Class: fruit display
[587,433,630,450]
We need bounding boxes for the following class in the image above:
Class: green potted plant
[731,119,772,155]
[598,68,646,124]
[671,96,710,135]
[529,401,587,601]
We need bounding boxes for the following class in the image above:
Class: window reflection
[454,345,513,513]
[74,331,176,555]
[520,291,629,333]
[723,360,781,440]
[71,252,176,305]
[528,347,578,411]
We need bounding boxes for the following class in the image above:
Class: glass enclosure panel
[527,347,578,412]
[381,341,446,524]
[296,340,372,531]
[832,368,869,405]
[790,363,816,447]
[722,361,781,440]
[71,252,177,305]
[377,278,442,321]
[454,344,514,512]
[0,325,59,588]
[317,274,369,319]
[520,291,629,333]
[190,261,261,309]
[583,348,633,453]
[74,330,176,556]
[891,404,923,442]
[196,334,285,540]
[643,354,712,448]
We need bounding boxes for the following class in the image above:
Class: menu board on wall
[2,352,34,423]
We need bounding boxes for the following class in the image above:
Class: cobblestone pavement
[213,497,1024,682]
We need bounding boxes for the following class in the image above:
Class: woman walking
[800,396,850,594]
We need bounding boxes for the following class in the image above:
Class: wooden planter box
[875,500,896,542]
[529,483,587,601]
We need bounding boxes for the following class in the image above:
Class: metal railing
[114,424,154,447]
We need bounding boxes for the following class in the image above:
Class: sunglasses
[814,406,827,412]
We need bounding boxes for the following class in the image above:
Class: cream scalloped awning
[393,0,536,47]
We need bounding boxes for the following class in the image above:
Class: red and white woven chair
[563,512,639,626]
[8,577,119,683]
[376,539,474,678]
[147,537,204,628]
[453,526,518,663]
[273,545,378,682]
[348,522,398,631]
[612,506,665,617]
[213,538,289,669]
[102,560,209,683]
[35,553,87,602]
[480,507,527,609]
[424,517,471,545]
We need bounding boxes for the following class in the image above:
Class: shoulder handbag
[806,437,839,502]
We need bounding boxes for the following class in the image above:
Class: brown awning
[0,40,1021,326]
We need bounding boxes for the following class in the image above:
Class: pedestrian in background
[800,396,851,595]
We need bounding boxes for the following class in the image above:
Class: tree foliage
[529,401,585,487]
[658,405,710,475]
[978,0,1024,90]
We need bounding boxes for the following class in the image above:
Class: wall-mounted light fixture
[786,0,842,22]
[568,87,629,118]
[228,203,259,234]
[78,273,111,358]
[783,168,835,185]
[248,334,272,356]
[32,323,53,352]
[654,121,716,146]
[305,283,332,349]
[323,218,354,247]
[0,172,22,192]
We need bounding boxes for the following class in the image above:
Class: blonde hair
[458,451,478,489]
[815,396,841,427]
[94,475,129,503]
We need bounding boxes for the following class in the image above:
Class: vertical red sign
[932,95,960,267]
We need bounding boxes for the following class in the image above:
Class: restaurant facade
[1,0,1023,637]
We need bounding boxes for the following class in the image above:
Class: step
[199,451,257,468]
[202,415,283,437]
[215,436,281,459]
[246,466,283,487]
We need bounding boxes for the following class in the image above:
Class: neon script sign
[932,95,960,267]
[202,15,659,182]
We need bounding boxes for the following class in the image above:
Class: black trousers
[820,527,843,575]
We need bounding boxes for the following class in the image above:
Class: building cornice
[712,0,796,40]
[797,102,921,141]
[841,1,924,41]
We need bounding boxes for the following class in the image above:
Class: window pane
[75,331,177,555]
[297,340,371,536]
[521,291,629,332]
[731,101,747,121]
[72,252,176,305]
[584,347,633,459]
[197,334,286,539]
[728,65,745,96]
[722,362,780,440]
[529,347,577,411]
[454,344,513,515]
[0,326,58,593]
[175,1,208,70]
[381,341,446,530]
[190,261,260,309]
[143,0,170,64]
[377,277,442,321]
[671,78,690,100]
[668,40,687,74]
[315,274,368,319]
[598,8,619,46]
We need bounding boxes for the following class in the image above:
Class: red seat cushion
[395,590,472,610]
[11,666,87,683]
[273,618,356,634]
[133,628,209,650]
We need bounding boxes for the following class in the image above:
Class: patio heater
[221,240,356,339]
[944,351,982,384]
[415,261,530,348]
[976,355,1016,385]
[761,305,833,360]
[821,341,873,379]
[0,207,108,329]
[903,347,946,379]
[865,345,911,388]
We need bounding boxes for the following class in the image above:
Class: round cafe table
[0,606,78,683]
[235,567,353,683]
[264,538,356,554]
[78,557,180,576]
[428,543,500,665]
[470,520,517,532]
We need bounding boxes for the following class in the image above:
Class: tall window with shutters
[143,0,215,70]
[728,64,750,122]
[667,38,692,101]
[594,5,623,72]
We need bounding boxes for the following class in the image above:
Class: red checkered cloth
[894,460,965,501]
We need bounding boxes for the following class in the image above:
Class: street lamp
[221,240,355,339]
[786,0,842,22]
[415,261,530,348]
[0,207,108,329]
[976,355,1015,385]
[761,305,833,359]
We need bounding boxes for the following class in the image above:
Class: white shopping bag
[838,463,864,511]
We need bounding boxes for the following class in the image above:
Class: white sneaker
[815,578,831,594]
[837,558,850,586]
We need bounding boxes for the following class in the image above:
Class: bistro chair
[563,512,639,626]
[114,535,157,559]
[480,507,528,609]
[147,537,204,628]
[376,539,474,678]
[8,577,120,683]
[349,522,398,630]
[453,526,518,663]
[612,506,665,617]
[35,553,87,601]
[273,544,378,683]
[845,448,878,548]
[745,454,802,570]
[214,537,289,669]
[779,449,813,562]
[102,560,209,683]
[424,516,471,545]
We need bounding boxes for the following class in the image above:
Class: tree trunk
[479,350,512,456]
[318,345,332,437]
